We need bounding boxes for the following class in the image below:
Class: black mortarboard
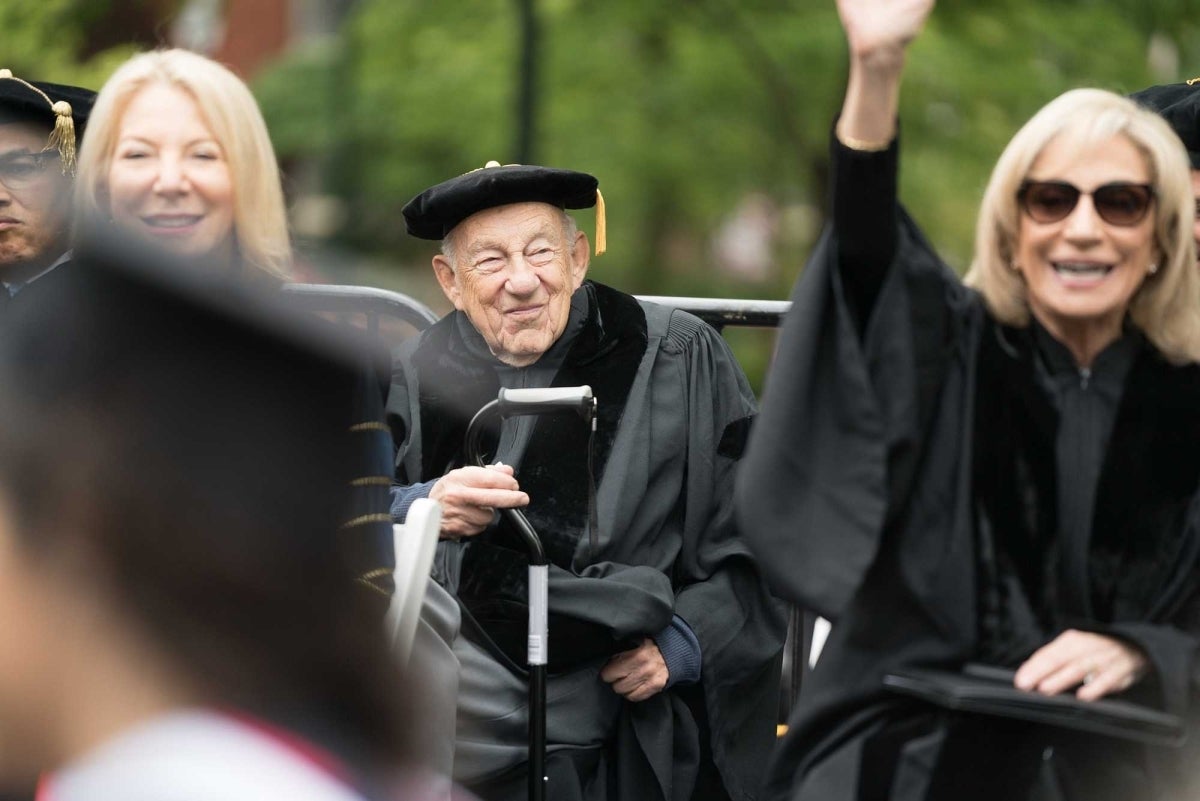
[0,68,97,176]
[1129,79,1200,169]
[0,235,365,553]
[403,161,607,255]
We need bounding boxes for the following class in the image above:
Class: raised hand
[836,0,936,61]
[430,463,529,540]
[835,0,936,149]
[1014,629,1149,702]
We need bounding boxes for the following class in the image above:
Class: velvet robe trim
[974,321,1200,657]
[409,281,649,668]
[1091,350,1200,624]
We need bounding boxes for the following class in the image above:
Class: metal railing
[283,283,440,334]
[635,295,790,331]
[284,283,791,335]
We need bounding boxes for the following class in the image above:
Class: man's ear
[570,229,590,290]
[432,255,462,310]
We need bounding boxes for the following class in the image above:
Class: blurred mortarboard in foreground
[0,69,96,176]
[0,234,367,552]
[1129,78,1200,169]
[403,161,607,255]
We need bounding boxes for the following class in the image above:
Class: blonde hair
[966,88,1200,363]
[75,49,291,280]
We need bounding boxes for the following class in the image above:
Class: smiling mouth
[1052,261,1113,279]
[142,215,202,229]
[506,305,543,316]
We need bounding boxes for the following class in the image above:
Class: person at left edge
[1128,79,1200,267]
[0,70,95,305]
[388,162,785,801]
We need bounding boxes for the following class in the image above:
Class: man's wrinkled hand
[600,638,670,703]
[430,463,529,540]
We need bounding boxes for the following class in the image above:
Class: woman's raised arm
[835,0,934,148]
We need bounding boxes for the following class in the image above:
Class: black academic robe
[737,144,1200,800]
[5,252,74,307]
[389,281,785,801]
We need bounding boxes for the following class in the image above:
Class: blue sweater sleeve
[653,614,702,688]
[390,480,437,523]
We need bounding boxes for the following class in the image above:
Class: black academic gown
[389,281,785,801]
[5,252,74,307]
[736,135,1200,801]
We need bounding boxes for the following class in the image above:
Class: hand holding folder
[883,664,1185,747]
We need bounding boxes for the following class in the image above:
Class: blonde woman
[738,1,1200,799]
[74,48,289,280]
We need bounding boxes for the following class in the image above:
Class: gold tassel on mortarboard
[1188,77,1200,86]
[0,69,77,176]
[46,101,76,177]
[594,189,606,257]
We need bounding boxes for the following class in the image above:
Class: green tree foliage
[250,1,1200,386]
[259,1,1198,277]
[0,0,175,92]
[10,0,1196,387]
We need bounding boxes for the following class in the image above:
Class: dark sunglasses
[1017,180,1155,227]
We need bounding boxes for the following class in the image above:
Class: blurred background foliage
[8,0,1200,387]
[1,0,179,89]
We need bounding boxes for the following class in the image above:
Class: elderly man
[0,70,94,304]
[388,163,785,801]
[1130,80,1200,265]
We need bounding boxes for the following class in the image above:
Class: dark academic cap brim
[1129,81,1200,169]
[403,164,599,240]
[0,235,368,543]
[0,76,95,137]
[37,234,369,371]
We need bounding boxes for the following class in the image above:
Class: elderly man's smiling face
[433,201,589,367]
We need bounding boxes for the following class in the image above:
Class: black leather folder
[883,664,1185,747]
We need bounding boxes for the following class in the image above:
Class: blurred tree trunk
[514,0,538,163]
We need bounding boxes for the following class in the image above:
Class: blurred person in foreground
[737,1,1200,799]
[71,49,461,776]
[388,163,785,801]
[0,237,428,799]
[1129,79,1200,266]
[71,49,391,568]
[0,70,94,302]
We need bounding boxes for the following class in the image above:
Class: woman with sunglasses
[738,1,1200,800]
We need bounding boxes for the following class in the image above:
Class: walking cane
[463,386,597,801]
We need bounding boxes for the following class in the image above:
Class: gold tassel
[46,101,76,176]
[0,70,77,176]
[594,188,607,256]
[1188,77,1200,86]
